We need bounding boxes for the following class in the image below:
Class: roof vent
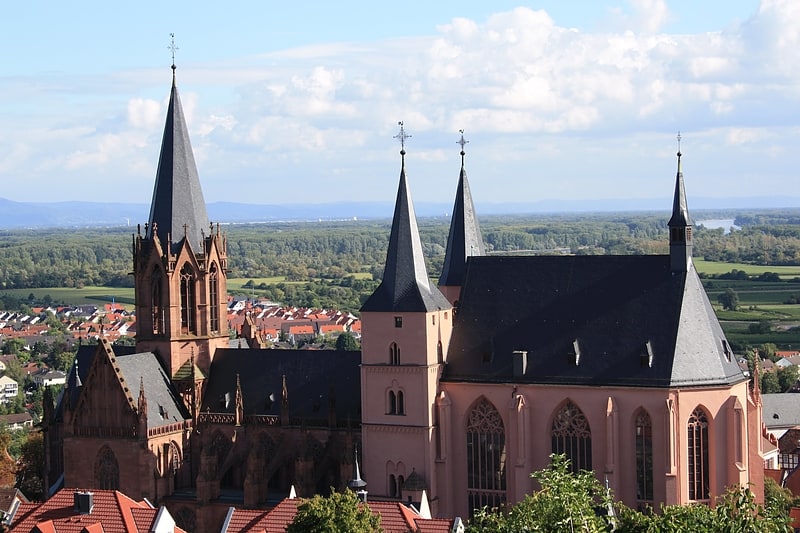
[74,490,94,514]
[568,340,581,366]
[641,341,654,368]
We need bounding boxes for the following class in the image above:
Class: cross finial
[168,33,179,71]
[458,129,469,167]
[676,131,682,158]
[394,121,411,156]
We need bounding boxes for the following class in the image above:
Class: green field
[693,258,800,278]
[1,287,135,308]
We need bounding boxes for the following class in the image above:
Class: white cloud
[127,98,161,129]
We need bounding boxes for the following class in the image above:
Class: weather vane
[168,33,179,69]
[676,131,682,157]
[458,129,469,155]
[394,121,411,154]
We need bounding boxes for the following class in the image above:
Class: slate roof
[439,156,485,288]
[114,351,191,428]
[146,69,210,253]
[444,255,746,388]
[762,393,800,430]
[201,349,361,424]
[57,344,189,429]
[361,157,451,313]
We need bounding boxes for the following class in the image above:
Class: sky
[1,0,798,210]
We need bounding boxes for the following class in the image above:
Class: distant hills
[1,196,800,229]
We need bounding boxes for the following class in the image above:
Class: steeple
[439,130,485,304]
[361,123,451,312]
[668,133,693,272]
[146,63,210,253]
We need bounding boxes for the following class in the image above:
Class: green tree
[777,365,799,392]
[470,454,614,533]
[718,287,740,311]
[286,489,382,533]
[335,332,360,352]
[16,431,44,501]
[761,371,782,394]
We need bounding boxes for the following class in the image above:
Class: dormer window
[721,339,731,362]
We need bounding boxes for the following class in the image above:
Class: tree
[470,454,614,533]
[778,365,800,392]
[761,371,782,394]
[16,431,44,501]
[286,489,382,533]
[335,332,360,352]
[718,287,740,311]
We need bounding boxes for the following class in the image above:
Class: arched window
[466,398,506,513]
[635,410,653,503]
[389,343,400,365]
[180,264,197,334]
[151,267,164,335]
[389,474,397,497]
[169,441,182,481]
[209,263,220,333]
[551,401,592,473]
[95,446,119,490]
[388,391,397,415]
[397,391,405,415]
[437,341,443,363]
[688,408,710,500]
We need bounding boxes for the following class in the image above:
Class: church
[43,66,765,532]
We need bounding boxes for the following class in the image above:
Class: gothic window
[151,267,164,335]
[388,391,397,414]
[387,389,405,415]
[180,264,197,334]
[635,410,653,503]
[551,401,592,473]
[390,343,400,365]
[169,441,181,477]
[95,446,119,490]
[466,398,506,513]
[437,341,443,363]
[209,263,220,333]
[397,391,405,415]
[389,474,397,498]
[688,407,710,500]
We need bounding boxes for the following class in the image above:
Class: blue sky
[1,0,797,209]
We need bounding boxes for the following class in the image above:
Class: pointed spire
[361,122,451,312]
[348,446,368,502]
[440,130,485,290]
[668,132,693,272]
[280,374,289,426]
[234,373,244,426]
[146,54,210,253]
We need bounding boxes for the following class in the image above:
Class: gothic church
[44,67,765,532]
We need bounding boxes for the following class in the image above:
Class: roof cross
[457,129,469,155]
[394,121,411,155]
[676,131,682,157]
[168,33,179,69]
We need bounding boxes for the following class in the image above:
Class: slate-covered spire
[439,130,485,289]
[361,123,451,312]
[146,64,210,252]
[668,133,693,272]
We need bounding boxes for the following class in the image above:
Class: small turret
[668,133,693,273]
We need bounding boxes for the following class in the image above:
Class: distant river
[697,219,740,234]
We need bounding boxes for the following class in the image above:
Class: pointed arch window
[387,388,405,415]
[635,410,653,503]
[151,267,164,335]
[551,401,592,473]
[389,474,397,497]
[389,343,400,365]
[388,391,397,414]
[688,407,710,500]
[180,264,197,334]
[466,398,506,513]
[95,446,120,490]
[209,263,220,333]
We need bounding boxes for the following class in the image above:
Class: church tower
[668,134,693,273]
[438,130,485,306]
[133,63,229,381]
[360,123,452,509]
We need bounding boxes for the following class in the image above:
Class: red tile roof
[221,497,453,533]
[9,489,186,533]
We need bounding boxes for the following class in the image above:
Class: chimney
[74,491,94,514]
